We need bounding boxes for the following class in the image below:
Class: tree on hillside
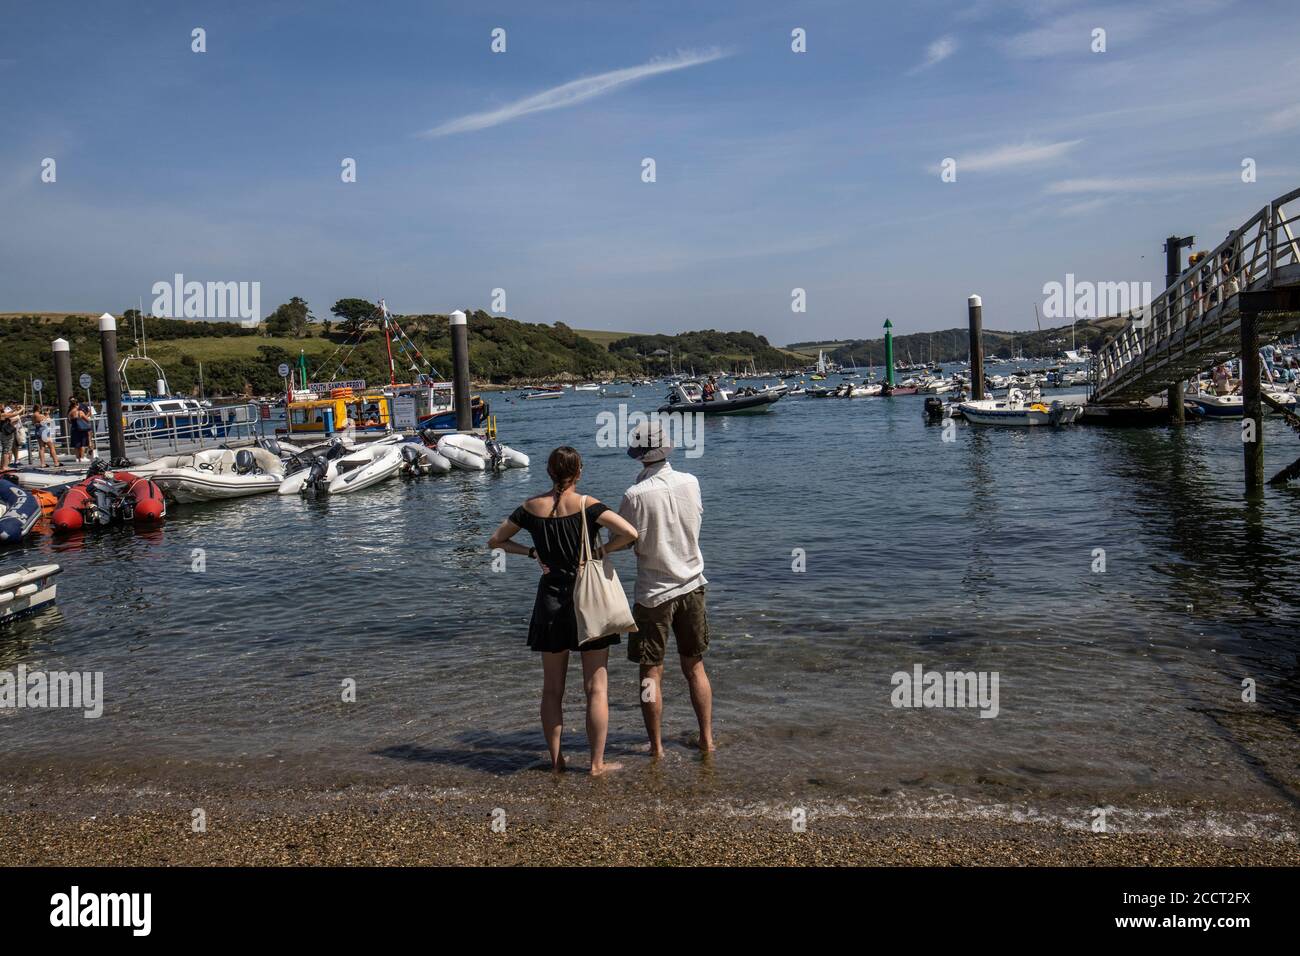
[330,298,378,336]
[265,297,314,338]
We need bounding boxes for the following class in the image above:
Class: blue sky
[3,0,1299,343]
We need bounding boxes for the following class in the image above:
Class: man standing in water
[619,422,715,755]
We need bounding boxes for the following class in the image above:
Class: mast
[380,298,397,386]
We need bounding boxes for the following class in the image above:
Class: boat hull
[657,392,782,415]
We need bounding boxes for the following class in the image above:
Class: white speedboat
[328,444,403,494]
[958,387,1082,426]
[574,383,600,391]
[522,390,563,400]
[149,448,285,502]
[0,563,61,623]
[1185,386,1297,418]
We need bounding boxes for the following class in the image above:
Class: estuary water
[3,381,1299,834]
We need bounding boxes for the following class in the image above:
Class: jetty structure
[1086,187,1300,492]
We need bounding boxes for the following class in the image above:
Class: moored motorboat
[958,387,1082,426]
[0,478,42,544]
[52,463,166,531]
[522,390,564,400]
[149,448,285,503]
[0,563,62,623]
[327,444,404,494]
[436,433,530,471]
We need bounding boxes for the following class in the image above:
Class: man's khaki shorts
[628,587,709,666]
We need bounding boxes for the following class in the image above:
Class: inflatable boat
[658,381,782,415]
[149,448,285,503]
[398,442,452,476]
[328,444,403,494]
[278,440,352,495]
[0,478,42,544]
[436,434,530,472]
[0,563,61,623]
[52,463,166,531]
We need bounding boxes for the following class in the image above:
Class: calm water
[4,380,1299,830]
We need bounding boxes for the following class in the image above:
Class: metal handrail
[18,402,266,463]
[1092,188,1299,399]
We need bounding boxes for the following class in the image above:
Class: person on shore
[488,446,639,775]
[0,402,22,470]
[68,399,92,462]
[618,422,715,757]
[31,404,60,468]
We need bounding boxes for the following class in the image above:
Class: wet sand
[3,776,1297,866]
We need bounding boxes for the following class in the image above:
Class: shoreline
[4,772,1297,866]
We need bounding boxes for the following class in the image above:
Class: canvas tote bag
[573,496,637,644]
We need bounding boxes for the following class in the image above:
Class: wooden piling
[1241,310,1263,493]
[968,295,985,400]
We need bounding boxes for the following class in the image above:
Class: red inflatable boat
[52,467,166,532]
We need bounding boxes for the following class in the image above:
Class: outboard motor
[400,443,425,475]
[419,428,440,447]
[1048,401,1066,427]
[234,449,256,474]
[483,437,506,472]
[257,438,284,458]
[923,396,945,423]
[305,457,331,494]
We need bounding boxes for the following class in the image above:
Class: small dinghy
[0,478,42,544]
[398,441,452,476]
[522,390,564,400]
[278,441,352,495]
[437,434,530,472]
[149,448,285,503]
[51,461,166,531]
[0,563,62,624]
[328,444,403,494]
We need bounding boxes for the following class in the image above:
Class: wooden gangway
[1091,187,1300,404]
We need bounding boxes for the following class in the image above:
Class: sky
[3,0,1299,344]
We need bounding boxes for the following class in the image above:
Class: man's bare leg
[582,648,622,775]
[638,663,664,757]
[680,655,714,752]
[541,650,569,772]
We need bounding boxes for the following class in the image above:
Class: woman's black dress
[509,501,622,653]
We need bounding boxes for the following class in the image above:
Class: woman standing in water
[488,446,639,775]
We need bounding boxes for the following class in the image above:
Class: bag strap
[578,494,592,566]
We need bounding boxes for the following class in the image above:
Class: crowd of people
[0,398,99,471]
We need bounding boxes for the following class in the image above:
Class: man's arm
[618,493,642,554]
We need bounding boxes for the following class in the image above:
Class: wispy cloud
[419,48,729,138]
[908,35,957,74]
[1045,172,1235,194]
[935,139,1082,174]
[1265,103,1300,131]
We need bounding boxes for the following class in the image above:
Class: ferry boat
[278,378,488,444]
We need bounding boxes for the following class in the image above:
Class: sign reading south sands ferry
[307,379,367,395]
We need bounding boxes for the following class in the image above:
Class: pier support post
[1168,384,1184,424]
[968,295,985,400]
[98,313,127,465]
[52,337,73,433]
[449,309,472,431]
[1241,311,1263,494]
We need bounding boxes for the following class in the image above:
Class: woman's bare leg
[541,651,569,771]
[582,647,622,775]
